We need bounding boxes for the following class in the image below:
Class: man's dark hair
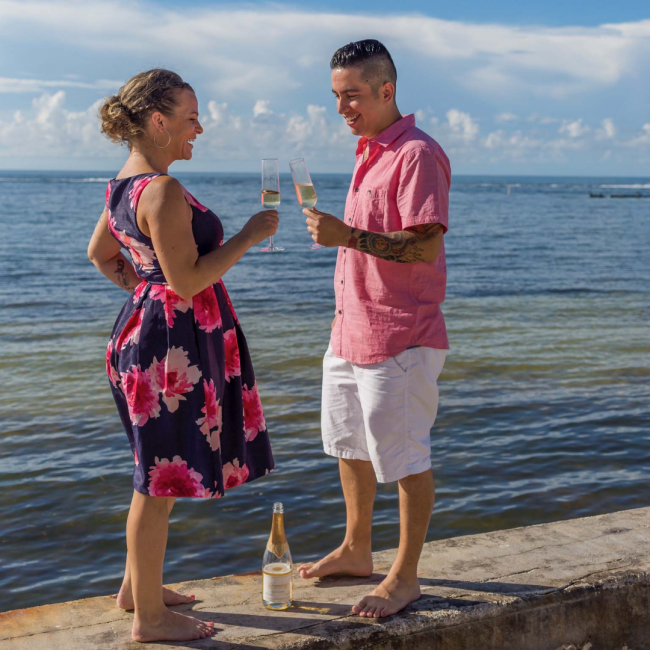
[330,39,397,95]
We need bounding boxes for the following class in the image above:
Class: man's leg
[300,347,374,579]
[351,347,445,617]
[353,468,434,617]
[298,457,376,578]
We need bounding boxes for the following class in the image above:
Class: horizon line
[2,169,650,180]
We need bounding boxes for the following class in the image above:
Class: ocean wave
[600,184,650,189]
[0,177,111,183]
[63,178,112,183]
[468,183,524,188]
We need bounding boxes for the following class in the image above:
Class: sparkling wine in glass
[260,158,284,253]
[289,157,323,250]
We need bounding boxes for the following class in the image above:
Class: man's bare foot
[116,586,195,610]
[132,609,214,643]
[298,544,373,579]
[352,574,421,618]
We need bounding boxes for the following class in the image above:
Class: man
[298,39,451,619]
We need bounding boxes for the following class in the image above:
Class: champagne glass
[289,157,323,250]
[260,158,284,253]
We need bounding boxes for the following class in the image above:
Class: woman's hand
[241,210,279,246]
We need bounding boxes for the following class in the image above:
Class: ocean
[0,170,649,612]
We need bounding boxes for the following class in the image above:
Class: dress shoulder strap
[128,173,167,212]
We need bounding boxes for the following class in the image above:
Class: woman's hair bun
[99,69,193,146]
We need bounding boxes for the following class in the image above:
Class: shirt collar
[356,114,415,156]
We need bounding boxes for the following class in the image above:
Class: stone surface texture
[1,507,649,650]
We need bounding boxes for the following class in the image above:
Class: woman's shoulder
[137,175,192,229]
[138,174,185,209]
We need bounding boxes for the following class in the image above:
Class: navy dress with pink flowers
[105,173,274,498]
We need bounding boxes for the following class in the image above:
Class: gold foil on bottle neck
[267,512,287,557]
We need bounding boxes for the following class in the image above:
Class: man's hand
[304,208,352,247]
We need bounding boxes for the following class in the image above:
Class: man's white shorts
[321,345,446,483]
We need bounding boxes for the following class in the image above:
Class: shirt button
[338,310,342,314]
[354,187,359,192]
[340,280,343,285]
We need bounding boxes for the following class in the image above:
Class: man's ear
[382,82,395,104]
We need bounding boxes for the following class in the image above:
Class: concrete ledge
[1,507,649,650]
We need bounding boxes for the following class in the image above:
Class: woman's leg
[127,491,214,643]
[116,498,195,610]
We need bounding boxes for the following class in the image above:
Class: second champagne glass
[289,157,323,250]
[260,158,284,253]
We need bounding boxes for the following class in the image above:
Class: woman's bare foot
[116,586,195,610]
[352,573,421,618]
[132,609,214,643]
[298,544,373,579]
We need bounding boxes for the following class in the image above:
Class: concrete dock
[1,506,649,650]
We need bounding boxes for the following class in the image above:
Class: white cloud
[207,101,228,125]
[480,129,543,157]
[3,89,650,171]
[484,130,504,149]
[0,91,349,164]
[2,1,650,101]
[559,118,590,138]
[628,123,650,147]
[0,91,116,158]
[596,117,616,140]
[528,114,559,124]
[446,109,479,142]
[2,1,650,171]
[206,100,242,132]
[0,77,122,93]
[286,105,329,144]
[253,100,273,117]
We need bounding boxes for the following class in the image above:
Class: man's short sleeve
[397,147,451,232]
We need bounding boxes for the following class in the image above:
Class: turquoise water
[0,171,649,612]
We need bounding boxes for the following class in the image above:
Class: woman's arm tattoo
[114,258,137,292]
[347,223,443,263]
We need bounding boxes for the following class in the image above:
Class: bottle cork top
[273,502,284,513]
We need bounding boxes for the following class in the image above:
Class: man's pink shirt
[331,114,451,364]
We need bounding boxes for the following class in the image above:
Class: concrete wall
[1,506,649,649]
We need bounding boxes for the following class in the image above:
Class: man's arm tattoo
[347,223,443,263]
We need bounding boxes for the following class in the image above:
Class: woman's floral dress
[105,173,274,498]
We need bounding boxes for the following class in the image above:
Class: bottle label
[263,563,292,603]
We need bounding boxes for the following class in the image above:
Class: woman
[88,69,278,643]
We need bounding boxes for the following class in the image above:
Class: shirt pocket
[361,188,387,230]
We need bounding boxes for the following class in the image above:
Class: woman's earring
[153,129,171,148]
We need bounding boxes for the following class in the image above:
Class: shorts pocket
[392,349,410,373]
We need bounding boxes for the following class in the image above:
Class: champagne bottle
[262,502,293,610]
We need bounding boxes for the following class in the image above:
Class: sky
[1,0,649,175]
